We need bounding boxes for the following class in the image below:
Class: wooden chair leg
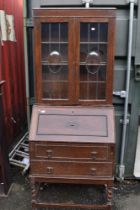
[31,178,37,204]
[107,185,113,210]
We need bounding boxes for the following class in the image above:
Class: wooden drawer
[31,160,113,177]
[32,143,109,161]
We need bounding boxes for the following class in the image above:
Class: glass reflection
[86,51,101,74]
[47,51,62,73]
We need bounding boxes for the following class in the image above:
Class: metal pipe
[81,0,93,8]
[119,0,135,180]
[85,2,90,8]
[23,0,30,129]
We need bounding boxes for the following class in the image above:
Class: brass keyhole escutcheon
[91,151,97,160]
[46,167,54,174]
[91,168,96,176]
[46,149,53,159]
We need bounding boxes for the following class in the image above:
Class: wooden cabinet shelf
[80,62,107,65]
[80,81,106,83]
[42,80,68,83]
[42,62,68,65]
[41,41,68,44]
[80,42,108,44]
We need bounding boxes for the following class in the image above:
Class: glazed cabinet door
[33,10,115,105]
[75,18,115,105]
[34,18,75,104]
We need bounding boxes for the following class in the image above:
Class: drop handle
[91,151,98,160]
[46,167,54,174]
[46,149,52,158]
[90,168,96,176]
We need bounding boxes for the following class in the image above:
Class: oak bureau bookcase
[29,8,116,209]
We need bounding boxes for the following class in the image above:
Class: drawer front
[31,161,113,177]
[33,143,108,161]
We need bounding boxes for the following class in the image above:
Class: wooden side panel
[0,0,27,148]
[0,82,11,195]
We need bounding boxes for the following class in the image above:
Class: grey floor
[0,167,140,210]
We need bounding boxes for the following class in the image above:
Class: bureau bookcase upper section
[33,8,116,105]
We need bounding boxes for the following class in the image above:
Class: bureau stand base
[32,202,112,209]
[31,180,113,210]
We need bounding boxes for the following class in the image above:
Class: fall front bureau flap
[29,106,115,144]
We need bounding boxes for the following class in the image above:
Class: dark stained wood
[33,9,116,105]
[34,19,42,103]
[30,175,114,185]
[31,160,113,177]
[29,106,115,143]
[34,17,76,105]
[33,202,111,209]
[76,17,115,105]
[31,143,109,161]
[30,141,115,161]
[106,18,116,104]
[0,81,11,195]
[30,8,116,210]
[68,19,75,103]
[33,8,116,18]
[29,105,115,209]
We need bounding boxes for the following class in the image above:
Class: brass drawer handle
[46,149,52,159]
[90,168,96,176]
[91,151,98,160]
[46,167,54,174]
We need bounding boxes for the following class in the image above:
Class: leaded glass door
[34,11,115,105]
[34,18,74,104]
[75,18,114,105]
